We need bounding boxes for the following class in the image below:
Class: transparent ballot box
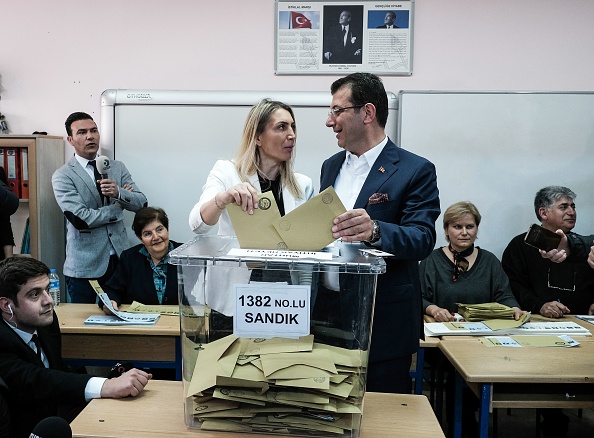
[170,235,385,437]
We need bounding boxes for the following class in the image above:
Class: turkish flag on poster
[291,12,312,29]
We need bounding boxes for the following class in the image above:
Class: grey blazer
[52,156,147,278]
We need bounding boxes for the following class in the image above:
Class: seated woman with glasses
[421,201,525,322]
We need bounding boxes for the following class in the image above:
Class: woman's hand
[426,305,454,322]
[511,306,527,320]
[218,182,260,214]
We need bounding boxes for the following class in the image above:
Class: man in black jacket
[0,257,152,438]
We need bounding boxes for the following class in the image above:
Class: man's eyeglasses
[328,104,364,117]
[547,267,576,292]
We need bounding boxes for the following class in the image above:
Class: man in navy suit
[320,73,440,393]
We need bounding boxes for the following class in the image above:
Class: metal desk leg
[435,349,444,424]
[415,347,425,395]
[478,383,491,438]
[175,337,182,381]
[453,371,463,438]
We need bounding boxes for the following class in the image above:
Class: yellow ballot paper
[227,192,286,250]
[272,186,346,251]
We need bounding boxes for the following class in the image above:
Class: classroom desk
[439,333,594,438]
[54,304,182,380]
[70,380,445,438]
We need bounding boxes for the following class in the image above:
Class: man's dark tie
[31,334,43,362]
[342,26,347,46]
[88,160,104,203]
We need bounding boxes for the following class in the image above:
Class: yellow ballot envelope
[227,186,346,251]
[272,187,346,251]
[226,192,286,250]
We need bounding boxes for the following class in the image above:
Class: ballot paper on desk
[479,334,580,348]
[83,280,160,326]
[576,315,594,326]
[425,318,591,337]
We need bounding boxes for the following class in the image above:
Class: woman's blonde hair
[442,201,481,242]
[234,99,303,199]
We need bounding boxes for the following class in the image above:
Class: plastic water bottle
[49,269,60,306]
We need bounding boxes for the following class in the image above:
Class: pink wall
[1,0,594,137]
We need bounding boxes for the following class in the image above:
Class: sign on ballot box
[169,235,385,437]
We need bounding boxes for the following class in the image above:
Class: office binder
[20,148,29,199]
[5,148,21,198]
[0,149,4,182]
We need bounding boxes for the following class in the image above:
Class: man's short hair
[534,186,576,221]
[65,112,94,136]
[0,257,50,305]
[331,73,388,128]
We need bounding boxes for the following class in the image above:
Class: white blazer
[189,160,314,235]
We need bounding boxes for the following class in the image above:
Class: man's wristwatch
[365,220,381,245]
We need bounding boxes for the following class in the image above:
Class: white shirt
[334,136,387,209]
[325,137,388,290]
[342,25,350,46]
[74,153,99,184]
[6,319,106,401]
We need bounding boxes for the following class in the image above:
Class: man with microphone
[52,112,147,303]
[0,257,151,438]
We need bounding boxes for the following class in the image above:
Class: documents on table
[84,280,160,325]
[576,315,594,326]
[479,334,580,348]
[227,186,346,251]
[127,301,180,316]
[424,320,591,337]
[186,334,365,434]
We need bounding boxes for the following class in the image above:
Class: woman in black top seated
[102,207,181,313]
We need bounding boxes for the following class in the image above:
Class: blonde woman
[189,98,314,235]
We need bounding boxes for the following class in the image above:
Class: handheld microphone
[29,416,72,438]
[96,155,111,179]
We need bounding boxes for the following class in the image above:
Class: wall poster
[275,0,414,75]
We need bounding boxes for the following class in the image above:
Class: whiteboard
[397,91,594,259]
[100,90,398,245]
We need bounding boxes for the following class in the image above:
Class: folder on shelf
[5,148,21,198]
[20,148,29,200]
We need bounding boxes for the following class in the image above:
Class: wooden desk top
[71,380,444,438]
[54,304,180,336]
[439,336,594,384]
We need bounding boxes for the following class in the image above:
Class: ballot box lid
[169,235,386,275]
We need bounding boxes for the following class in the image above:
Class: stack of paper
[84,281,160,326]
[425,320,591,337]
[186,334,365,435]
[457,302,514,321]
